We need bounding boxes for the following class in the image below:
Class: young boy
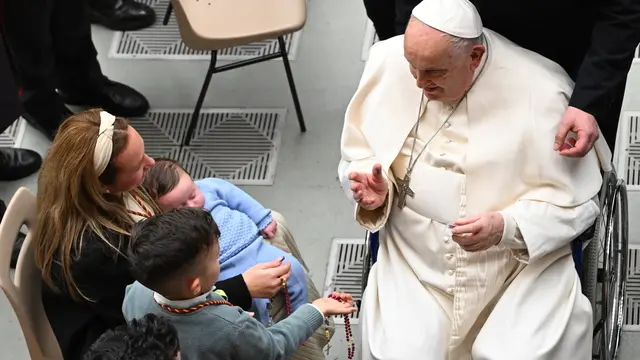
[84,313,181,360]
[141,158,308,326]
[122,208,356,360]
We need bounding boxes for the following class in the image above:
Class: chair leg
[163,2,173,26]
[183,50,217,147]
[277,36,306,133]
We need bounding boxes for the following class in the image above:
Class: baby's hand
[261,220,277,239]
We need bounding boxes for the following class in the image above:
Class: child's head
[142,158,204,211]
[128,207,221,299]
[83,313,181,360]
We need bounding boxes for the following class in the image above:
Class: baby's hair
[142,158,189,202]
[127,207,221,294]
[83,313,180,360]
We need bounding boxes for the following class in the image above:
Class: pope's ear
[470,44,486,61]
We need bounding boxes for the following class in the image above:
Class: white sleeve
[498,197,600,263]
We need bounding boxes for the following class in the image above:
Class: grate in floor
[361,20,379,62]
[0,118,25,148]
[129,108,285,185]
[323,237,367,324]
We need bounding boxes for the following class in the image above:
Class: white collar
[153,286,216,308]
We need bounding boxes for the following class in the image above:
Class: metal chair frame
[162,3,306,147]
[360,167,628,360]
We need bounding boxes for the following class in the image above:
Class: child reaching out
[122,208,356,360]
[141,158,307,325]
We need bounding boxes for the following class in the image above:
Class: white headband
[94,111,116,176]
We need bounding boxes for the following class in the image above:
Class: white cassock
[338,30,605,360]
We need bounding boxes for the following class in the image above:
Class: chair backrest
[170,0,306,51]
[0,187,63,360]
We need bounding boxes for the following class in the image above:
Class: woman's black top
[42,227,252,360]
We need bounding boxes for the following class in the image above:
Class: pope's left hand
[261,220,277,239]
[553,106,599,158]
[450,212,504,252]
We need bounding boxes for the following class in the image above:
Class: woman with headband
[33,109,292,360]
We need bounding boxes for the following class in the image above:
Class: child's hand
[328,292,353,305]
[312,293,357,317]
[261,220,277,239]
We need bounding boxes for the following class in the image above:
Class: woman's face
[107,126,155,193]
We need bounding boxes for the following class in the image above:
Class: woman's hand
[242,257,292,298]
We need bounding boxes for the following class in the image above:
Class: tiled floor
[1,0,640,358]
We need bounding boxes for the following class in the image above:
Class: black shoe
[90,0,156,31]
[58,78,150,118]
[0,148,42,181]
[21,89,74,141]
[10,233,24,269]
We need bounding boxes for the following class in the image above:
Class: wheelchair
[359,167,629,360]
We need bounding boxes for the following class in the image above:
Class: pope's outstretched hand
[348,163,388,210]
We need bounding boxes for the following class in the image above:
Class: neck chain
[396,36,489,209]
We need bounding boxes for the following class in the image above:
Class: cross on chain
[395,173,415,209]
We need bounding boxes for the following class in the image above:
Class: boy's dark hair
[83,313,180,360]
[141,158,188,202]
[127,207,221,292]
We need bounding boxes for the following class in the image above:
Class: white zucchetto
[411,0,483,39]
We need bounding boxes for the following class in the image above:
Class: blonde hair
[34,108,157,300]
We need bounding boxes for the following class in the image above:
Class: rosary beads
[266,282,293,327]
[327,294,355,359]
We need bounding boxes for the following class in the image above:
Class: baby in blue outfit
[141,158,308,325]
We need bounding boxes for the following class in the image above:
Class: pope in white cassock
[338,0,608,359]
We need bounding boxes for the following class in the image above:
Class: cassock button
[445,253,453,260]
[445,123,451,129]
[446,288,454,294]
[448,270,454,275]
[445,139,452,144]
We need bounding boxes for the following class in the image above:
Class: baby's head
[128,207,221,300]
[84,313,181,360]
[142,158,204,211]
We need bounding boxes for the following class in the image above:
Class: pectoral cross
[395,173,415,209]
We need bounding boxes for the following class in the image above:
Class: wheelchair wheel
[592,180,628,360]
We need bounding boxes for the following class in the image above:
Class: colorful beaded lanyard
[127,194,153,219]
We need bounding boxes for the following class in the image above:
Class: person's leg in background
[1,0,150,141]
[52,0,150,119]
[89,0,156,32]
[0,0,71,140]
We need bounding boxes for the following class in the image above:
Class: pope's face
[404,19,485,102]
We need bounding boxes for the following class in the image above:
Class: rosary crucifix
[395,173,415,209]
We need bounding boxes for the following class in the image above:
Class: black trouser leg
[52,0,105,90]
[1,0,57,91]
[1,0,104,91]
[394,0,421,36]
[363,0,398,41]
